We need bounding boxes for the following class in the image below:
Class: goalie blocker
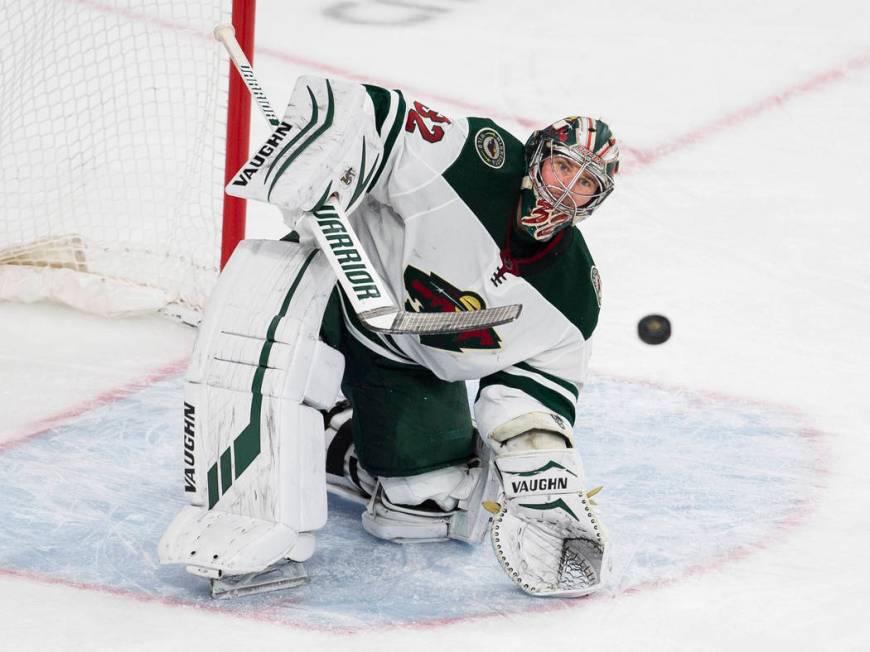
[159,239,343,593]
[220,69,520,336]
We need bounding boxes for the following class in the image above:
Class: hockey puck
[637,314,671,345]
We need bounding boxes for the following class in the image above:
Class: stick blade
[361,303,522,335]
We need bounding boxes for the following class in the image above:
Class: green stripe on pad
[367,90,406,192]
[348,138,381,209]
[268,81,336,201]
[208,248,321,509]
[220,449,232,493]
[519,498,579,521]
[265,86,319,185]
[207,463,219,509]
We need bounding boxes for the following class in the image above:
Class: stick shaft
[214,24,280,126]
[308,200,400,331]
[212,27,401,328]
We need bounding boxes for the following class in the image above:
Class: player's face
[540,155,599,209]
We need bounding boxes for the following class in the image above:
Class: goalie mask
[519,116,620,241]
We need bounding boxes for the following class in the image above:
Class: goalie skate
[208,560,309,599]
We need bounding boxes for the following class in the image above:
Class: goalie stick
[213,24,522,335]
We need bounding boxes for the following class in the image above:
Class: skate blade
[210,561,309,599]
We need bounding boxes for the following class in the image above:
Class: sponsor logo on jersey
[590,265,602,308]
[510,477,569,493]
[183,401,196,493]
[314,213,381,300]
[403,265,501,351]
[231,121,293,187]
[474,127,506,169]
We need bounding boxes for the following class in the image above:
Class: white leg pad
[160,508,299,577]
[160,240,343,578]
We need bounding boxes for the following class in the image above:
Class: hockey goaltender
[159,75,619,599]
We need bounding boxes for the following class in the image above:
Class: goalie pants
[320,288,475,478]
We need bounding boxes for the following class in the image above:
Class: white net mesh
[0,0,234,320]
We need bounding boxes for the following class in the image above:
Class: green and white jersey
[229,76,602,437]
[338,83,602,437]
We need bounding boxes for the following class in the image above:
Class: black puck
[638,314,671,345]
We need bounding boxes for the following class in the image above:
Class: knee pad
[378,465,476,512]
[361,436,500,544]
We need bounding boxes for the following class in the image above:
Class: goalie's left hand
[487,448,611,597]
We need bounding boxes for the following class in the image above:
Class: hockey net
[0,0,251,323]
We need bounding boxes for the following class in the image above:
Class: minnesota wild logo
[404,266,502,351]
[474,127,506,169]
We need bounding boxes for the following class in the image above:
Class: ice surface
[0,373,817,631]
[2,0,869,649]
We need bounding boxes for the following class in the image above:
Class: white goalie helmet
[520,116,620,241]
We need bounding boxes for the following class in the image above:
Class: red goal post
[222,0,255,271]
[0,0,256,323]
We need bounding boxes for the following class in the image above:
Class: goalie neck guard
[519,116,620,241]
